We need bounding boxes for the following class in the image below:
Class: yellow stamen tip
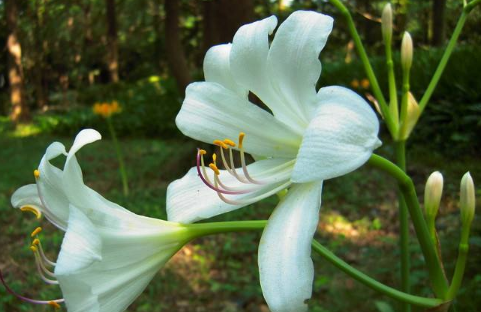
[209,163,220,176]
[213,140,228,149]
[31,227,42,237]
[238,132,245,149]
[30,246,38,253]
[33,170,40,179]
[223,139,236,147]
[20,206,42,219]
[32,238,40,246]
[48,301,61,309]
[199,149,207,155]
[212,153,217,164]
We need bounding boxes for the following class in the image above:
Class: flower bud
[460,172,475,225]
[401,32,413,72]
[399,92,421,140]
[424,171,443,218]
[382,4,393,45]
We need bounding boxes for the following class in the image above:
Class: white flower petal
[167,158,293,223]
[258,182,322,312]
[229,16,305,132]
[55,206,102,276]
[11,184,43,210]
[69,129,102,156]
[56,206,186,312]
[176,82,301,158]
[292,86,381,183]
[267,11,333,121]
[204,44,247,98]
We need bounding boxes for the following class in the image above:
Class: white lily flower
[167,11,381,312]
[7,129,192,312]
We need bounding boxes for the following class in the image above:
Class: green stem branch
[106,117,129,196]
[328,0,397,137]
[187,221,443,308]
[368,155,449,297]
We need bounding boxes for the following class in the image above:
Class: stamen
[209,163,220,176]
[20,206,42,219]
[223,139,236,147]
[215,180,291,206]
[213,140,228,149]
[219,146,249,183]
[31,227,42,237]
[32,250,58,284]
[31,230,56,266]
[0,270,64,306]
[199,149,207,155]
[237,133,263,185]
[238,132,245,149]
[33,169,40,179]
[212,153,217,165]
[49,301,61,309]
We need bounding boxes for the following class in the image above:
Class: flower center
[196,132,293,205]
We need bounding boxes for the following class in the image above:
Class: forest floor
[0,131,480,312]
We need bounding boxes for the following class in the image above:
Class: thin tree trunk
[165,0,191,95]
[6,0,29,122]
[432,0,447,46]
[105,0,119,82]
[33,0,48,109]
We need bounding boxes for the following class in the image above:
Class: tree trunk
[432,0,447,46]
[33,0,48,110]
[105,0,119,82]
[5,0,30,122]
[165,0,191,95]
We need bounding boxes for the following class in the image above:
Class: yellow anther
[209,163,220,176]
[20,206,42,219]
[213,140,228,149]
[48,301,61,309]
[34,169,40,179]
[212,153,217,164]
[30,245,38,253]
[32,238,40,246]
[31,227,42,237]
[199,149,207,155]
[223,139,236,147]
[238,132,245,149]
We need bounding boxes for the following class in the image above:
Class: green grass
[0,132,480,311]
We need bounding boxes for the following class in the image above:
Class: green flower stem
[311,241,443,308]
[417,9,469,117]
[106,117,129,196]
[395,141,411,312]
[399,69,411,139]
[186,220,443,308]
[328,0,397,137]
[384,39,399,126]
[446,224,472,299]
[368,154,449,297]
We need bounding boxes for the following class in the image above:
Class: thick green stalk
[368,155,449,297]
[106,117,129,196]
[399,70,411,139]
[327,0,397,137]
[186,220,443,307]
[446,224,471,299]
[395,141,411,312]
[385,42,399,126]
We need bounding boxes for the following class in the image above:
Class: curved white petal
[69,129,102,156]
[56,206,187,312]
[292,86,381,183]
[204,44,247,98]
[229,16,305,132]
[55,205,102,276]
[267,11,333,121]
[11,184,43,210]
[176,82,302,158]
[258,182,322,312]
[167,158,293,223]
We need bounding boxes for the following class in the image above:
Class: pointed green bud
[382,4,393,45]
[401,32,413,72]
[460,172,475,225]
[424,171,443,218]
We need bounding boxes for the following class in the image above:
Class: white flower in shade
[167,11,381,312]
[7,129,191,312]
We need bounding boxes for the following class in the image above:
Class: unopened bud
[400,92,421,140]
[382,4,393,45]
[401,32,413,72]
[425,171,444,218]
[460,172,475,225]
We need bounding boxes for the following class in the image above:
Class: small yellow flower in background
[92,101,122,118]
[360,78,370,89]
[351,79,359,88]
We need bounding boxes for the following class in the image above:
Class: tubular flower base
[167,10,381,312]
[5,129,192,312]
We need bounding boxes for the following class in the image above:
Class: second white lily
[167,11,381,312]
